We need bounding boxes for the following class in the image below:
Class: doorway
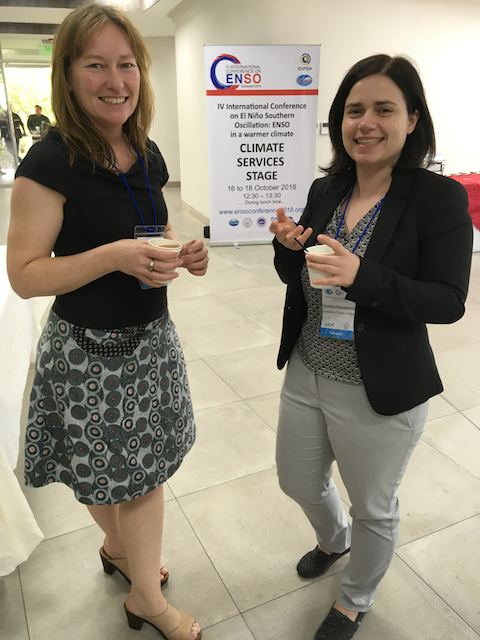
[0,37,52,187]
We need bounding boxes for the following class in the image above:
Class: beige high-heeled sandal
[99,546,169,586]
[125,602,202,640]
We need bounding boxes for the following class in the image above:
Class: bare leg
[87,504,125,557]
[121,486,200,640]
[87,501,168,580]
[121,486,163,614]
[334,602,358,622]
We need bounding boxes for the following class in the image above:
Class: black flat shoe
[297,545,350,578]
[315,606,367,640]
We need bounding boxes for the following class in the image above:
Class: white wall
[170,0,480,219]
[145,36,181,183]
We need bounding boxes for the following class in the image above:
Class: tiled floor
[2,187,480,640]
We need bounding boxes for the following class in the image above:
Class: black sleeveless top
[16,131,169,329]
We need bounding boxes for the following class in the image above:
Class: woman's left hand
[180,239,209,276]
[306,234,360,288]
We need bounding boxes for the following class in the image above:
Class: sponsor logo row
[229,217,267,228]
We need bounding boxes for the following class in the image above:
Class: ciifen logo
[300,54,311,65]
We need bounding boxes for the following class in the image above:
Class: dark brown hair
[324,54,436,174]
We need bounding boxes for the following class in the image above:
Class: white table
[0,245,49,575]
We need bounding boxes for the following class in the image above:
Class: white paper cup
[305,244,335,289]
[147,237,183,284]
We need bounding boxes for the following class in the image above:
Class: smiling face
[68,22,140,139]
[342,74,419,173]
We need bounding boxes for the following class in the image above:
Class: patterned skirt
[24,308,196,505]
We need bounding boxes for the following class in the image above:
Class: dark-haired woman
[270,55,472,640]
[7,5,205,639]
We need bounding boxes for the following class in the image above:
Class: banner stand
[205,45,320,246]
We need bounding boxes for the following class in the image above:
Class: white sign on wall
[205,45,320,245]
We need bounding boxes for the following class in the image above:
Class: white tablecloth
[0,245,51,575]
[0,446,44,576]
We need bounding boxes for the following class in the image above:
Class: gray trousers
[276,349,428,612]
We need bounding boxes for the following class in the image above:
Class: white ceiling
[0,0,182,65]
[0,0,183,46]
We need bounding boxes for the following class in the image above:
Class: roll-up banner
[205,45,320,245]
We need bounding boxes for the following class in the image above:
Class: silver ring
[149,260,154,272]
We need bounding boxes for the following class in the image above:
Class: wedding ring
[149,260,154,272]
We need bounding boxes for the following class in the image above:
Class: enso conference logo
[210,54,262,91]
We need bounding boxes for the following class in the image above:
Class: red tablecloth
[449,174,480,230]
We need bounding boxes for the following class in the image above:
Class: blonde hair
[51,3,154,166]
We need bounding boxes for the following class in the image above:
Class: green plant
[2,67,53,124]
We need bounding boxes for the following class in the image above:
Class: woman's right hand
[269,207,313,250]
[112,239,183,286]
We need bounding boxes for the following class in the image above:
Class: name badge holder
[320,287,355,339]
[318,185,386,341]
[108,142,162,291]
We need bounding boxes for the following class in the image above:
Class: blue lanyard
[334,184,386,254]
[107,142,157,231]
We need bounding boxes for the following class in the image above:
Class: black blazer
[274,168,473,416]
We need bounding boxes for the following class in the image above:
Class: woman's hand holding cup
[147,237,183,285]
[306,234,360,288]
[269,207,313,250]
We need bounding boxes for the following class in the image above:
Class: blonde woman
[7,5,206,639]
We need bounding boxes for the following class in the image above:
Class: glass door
[0,37,52,187]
